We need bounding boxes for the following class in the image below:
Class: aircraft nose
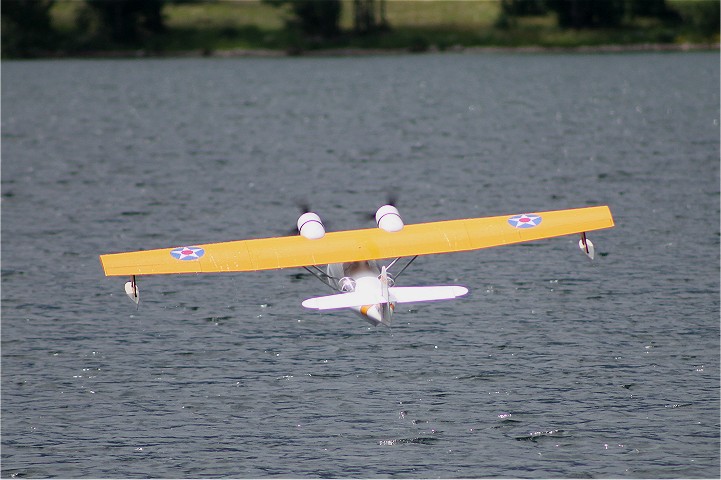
[360,304,383,324]
[360,303,393,326]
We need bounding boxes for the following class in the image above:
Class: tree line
[2,0,718,58]
[498,0,717,29]
[2,0,389,56]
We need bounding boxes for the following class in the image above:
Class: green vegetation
[3,0,718,58]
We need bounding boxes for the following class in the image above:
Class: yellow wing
[100,206,614,277]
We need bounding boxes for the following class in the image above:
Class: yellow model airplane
[100,205,614,326]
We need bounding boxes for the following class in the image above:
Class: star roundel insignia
[508,214,542,229]
[170,246,205,261]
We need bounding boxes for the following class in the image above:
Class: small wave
[515,429,566,442]
[204,315,233,323]
[120,211,150,216]
[379,436,438,446]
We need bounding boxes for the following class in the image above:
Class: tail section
[301,285,468,311]
[303,282,467,328]
[301,290,390,326]
[302,265,468,326]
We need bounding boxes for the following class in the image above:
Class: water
[2,52,719,478]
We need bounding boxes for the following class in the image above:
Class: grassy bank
[34,0,721,57]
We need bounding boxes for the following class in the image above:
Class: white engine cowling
[375,205,404,232]
[297,212,325,239]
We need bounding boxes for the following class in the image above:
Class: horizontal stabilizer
[302,285,468,310]
[389,286,468,304]
[302,291,386,310]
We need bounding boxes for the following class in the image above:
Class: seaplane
[99,205,614,326]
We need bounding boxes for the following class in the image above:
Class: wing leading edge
[100,206,614,277]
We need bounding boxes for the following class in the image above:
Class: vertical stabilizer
[379,266,393,326]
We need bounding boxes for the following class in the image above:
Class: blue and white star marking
[508,214,542,229]
[170,246,205,261]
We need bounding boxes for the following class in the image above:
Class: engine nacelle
[297,212,325,240]
[375,205,404,232]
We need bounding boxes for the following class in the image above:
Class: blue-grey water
[2,52,719,478]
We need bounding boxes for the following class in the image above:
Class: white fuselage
[326,261,394,326]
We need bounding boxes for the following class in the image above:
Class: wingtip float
[100,205,614,326]
[124,275,139,306]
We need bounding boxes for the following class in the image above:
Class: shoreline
[13,42,718,60]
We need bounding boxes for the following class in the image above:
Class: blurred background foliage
[2,0,718,58]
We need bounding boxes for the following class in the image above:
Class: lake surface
[2,51,719,478]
